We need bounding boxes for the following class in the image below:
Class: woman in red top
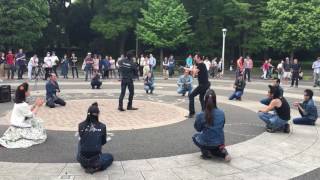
[6,50,15,79]
[261,60,269,80]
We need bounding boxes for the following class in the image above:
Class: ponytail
[204,89,217,126]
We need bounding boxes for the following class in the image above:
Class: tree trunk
[290,51,294,61]
[119,33,128,55]
[160,48,164,70]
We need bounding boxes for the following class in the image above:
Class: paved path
[0,78,319,179]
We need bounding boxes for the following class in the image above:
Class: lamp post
[222,28,227,76]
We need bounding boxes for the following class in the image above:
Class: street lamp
[222,28,227,76]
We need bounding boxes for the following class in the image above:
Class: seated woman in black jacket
[77,102,113,174]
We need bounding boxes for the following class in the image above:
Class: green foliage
[0,0,49,50]
[262,0,320,54]
[136,0,193,49]
[90,0,143,39]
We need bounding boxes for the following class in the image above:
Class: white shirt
[10,102,34,128]
[28,57,38,67]
[44,56,52,68]
[204,60,211,70]
[312,60,320,73]
[51,55,59,66]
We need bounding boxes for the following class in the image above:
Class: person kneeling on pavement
[193,89,231,161]
[258,85,291,133]
[293,89,318,125]
[91,72,102,89]
[144,72,155,94]
[260,78,283,105]
[77,102,113,174]
[46,73,66,108]
[177,69,193,96]
[229,75,246,101]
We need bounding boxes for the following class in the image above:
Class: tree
[262,0,320,59]
[90,0,143,54]
[136,0,193,63]
[0,0,49,50]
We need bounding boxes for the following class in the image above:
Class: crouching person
[144,72,155,94]
[177,69,193,96]
[293,89,318,125]
[46,73,66,108]
[192,89,231,162]
[229,75,246,101]
[258,85,291,133]
[91,73,102,89]
[77,102,113,174]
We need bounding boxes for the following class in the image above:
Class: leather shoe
[118,107,125,111]
[127,107,138,110]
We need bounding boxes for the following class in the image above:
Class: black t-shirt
[197,62,209,85]
[291,64,301,73]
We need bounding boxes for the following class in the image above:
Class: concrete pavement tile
[199,161,241,177]
[0,163,38,176]
[242,150,281,165]
[108,172,144,180]
[121,160,154,172]
[210,175,242,180]
[59,164,87,176]
[276,159,314,174]
[147,157,181,170]
[74,175,109,180]
[258,163,302,179]
[27,163,66,176]
[289,153,320,167]
[172,165,214,180]
[0,176,40,180]
[141,169,180,180]
[233,169,281,180]
[228,157,262,171]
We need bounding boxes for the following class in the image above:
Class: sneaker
[266,128,276,133]
[85,167,100,174]
[200,154,211,160]
[127,107,138,110]
[283,124,290,133]
[224,154,232,162]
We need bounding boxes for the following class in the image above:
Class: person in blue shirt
[177,69,193,96]
[192,89,231,161]
[144,72,155,94]
[61,54,69,79]
[46,73,66,108]
[185,54,193,68]
[293,89,318,125]
[260,78,284,105]
[77,102,113,174]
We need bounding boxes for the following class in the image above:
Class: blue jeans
[260,98,271,106]
[85,66,92,81]
[258,112,288,130]
[192,135,228,159]
[177,86,192,95]
[293,117,316,125]
[229,91,243,100]
[144,84,154,92]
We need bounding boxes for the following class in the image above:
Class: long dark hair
[85,102,100,124]
[15,83,29,104]
[204,89,217,125]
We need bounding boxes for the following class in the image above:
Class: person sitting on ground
[293,89,318,125]
[91,72,102,89]
[46,73,66,108]
[0,83,47,148]
[260,78,283,106]
[177,69,193,96]
[77,102,113,174]
[258,85,291,133]
[144,72,155,94]
[193,89,231,161]
[229,75,246,101]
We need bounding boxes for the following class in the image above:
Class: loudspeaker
[0,85,11,103]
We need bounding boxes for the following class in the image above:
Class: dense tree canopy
[0,0,49,50]
[262,0,320,58]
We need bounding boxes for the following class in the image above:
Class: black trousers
[72,67,79,78]
[118,79,134,108]
[52,65,58,77]
[189,83,210,115]
[91,81,102,89]
[18,64,25,79]
[46,97,66,108]
[44,68,52,80]
[291,72,299,86]
[7,64,15,79]
[244,68,251,81]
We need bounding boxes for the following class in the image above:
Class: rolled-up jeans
[258,112,288,130]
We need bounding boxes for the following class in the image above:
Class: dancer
[193,89,231,161]
[186,54,210,118]
[77,102,113,174]
[118,52,138,111]
[293,89,318,125]
[0,82,47,148]
[46,73,66,108]
[258,85,291,133]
